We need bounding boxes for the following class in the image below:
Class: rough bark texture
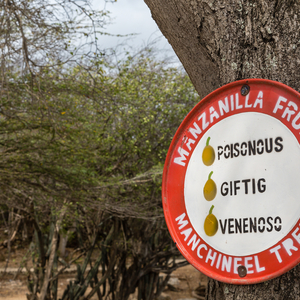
[143,0,300,299]
[206,265,300,299]
[144,0,300,98]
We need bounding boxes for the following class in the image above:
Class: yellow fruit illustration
[204,205,218,236]
[202,137,215,166]
[203,171,217,201]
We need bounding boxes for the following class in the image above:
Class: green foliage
[0,1,199,299]
[0,48,199,219]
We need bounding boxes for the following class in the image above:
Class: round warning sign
[162,79,300,284]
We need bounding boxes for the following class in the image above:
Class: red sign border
[162,79,300,284]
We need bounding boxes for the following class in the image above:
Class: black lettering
[219,219,227,234]
[258,217,265,233]
[265,138,273,153]
[235,219,242,233]
[275,137,283,152]
[217,137,283,160]
[219,216,282,235]
[224,144,230,158]
[258,178,266,193]
[234,143,240,157]
[257,139,264,154]
[228,218,234,234]
[243,218,249,233]
[221,182,228,196]
[248,140,256,156]
[252,178,256,194]
[241,142,247,156]
[250,218,257,233]
[267,217,273,232]
[242,179,250,194]
[217,146,223,160]
[230,181,233,196]
[234,180,240,195]
[274,216,282,232]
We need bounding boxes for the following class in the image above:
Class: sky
[95,0,178,59]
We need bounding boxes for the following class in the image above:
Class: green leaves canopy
[0,48,199,220]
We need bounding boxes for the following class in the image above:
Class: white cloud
[95,0,177,57]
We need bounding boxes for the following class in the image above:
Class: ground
[0,248,208,300]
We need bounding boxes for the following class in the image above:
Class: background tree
[0,50,198,300]
[143,0,300,299]
[0,0,200,298]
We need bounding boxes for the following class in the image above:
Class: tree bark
[144,0,300,98]
[144,0,300,298]
[39,207,67,300]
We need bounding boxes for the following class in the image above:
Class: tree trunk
[144,0,300,98]
[144,0,300,298]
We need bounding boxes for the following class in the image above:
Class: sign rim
[162,78,300,284]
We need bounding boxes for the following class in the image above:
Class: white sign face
[184,112,300,256]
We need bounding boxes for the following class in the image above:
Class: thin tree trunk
[39,206,67,300]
